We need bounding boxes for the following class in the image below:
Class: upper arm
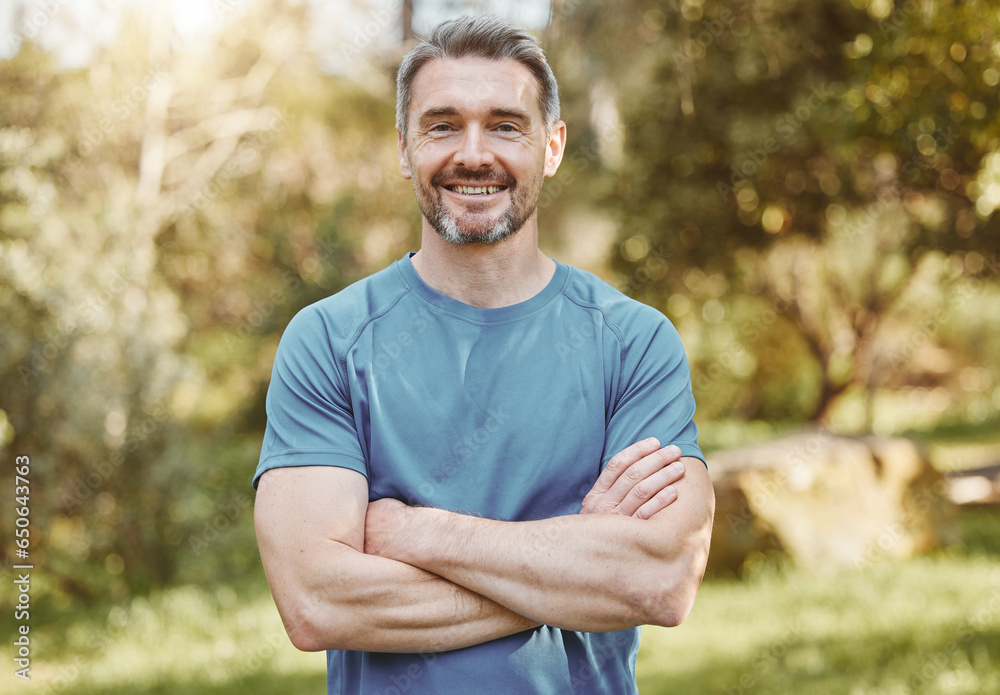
[254,465,369,645]
[665,457,715,536]
[254,305,368,489]
[645,456,714,565]
[642,456,715,625]
[255,464,369,553]
[603,308,703,468]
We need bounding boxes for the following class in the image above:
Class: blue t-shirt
[254,253,703,695]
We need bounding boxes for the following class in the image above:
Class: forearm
[369,460,714,632]
[254,466,537,655]
[271,540,538,653]
[384,512,676,631]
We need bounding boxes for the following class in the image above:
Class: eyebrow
[418,107,460,123]
[417,106,533,125]
[487,107,532,123]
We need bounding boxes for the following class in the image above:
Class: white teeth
[452,185,502,195]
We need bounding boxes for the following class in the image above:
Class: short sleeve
[602,308,704,468]
[252,305,368,489]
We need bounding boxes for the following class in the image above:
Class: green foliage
[550,0,1000,427]
[0,0,410,602]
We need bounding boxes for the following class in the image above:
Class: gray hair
[395,14,561,136]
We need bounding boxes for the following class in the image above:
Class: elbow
[647,588,696,628]
[638,548,711,628]
[288,627,324,653]
[637,577,698,628]
[282,603,328,652]
[280,595,354,652]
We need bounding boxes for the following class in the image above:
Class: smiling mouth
[443,184,507,196]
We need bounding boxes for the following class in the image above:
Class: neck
[411,216,555,309]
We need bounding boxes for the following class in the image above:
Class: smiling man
[253,14,714,695]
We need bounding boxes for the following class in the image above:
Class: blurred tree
[0,0,412,601]
[549,0,1000,428]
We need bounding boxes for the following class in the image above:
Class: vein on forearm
[301,539,535,652]
[397,510,693,632]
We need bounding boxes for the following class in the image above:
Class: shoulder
[279,260,411,358]
[559,264,679,344]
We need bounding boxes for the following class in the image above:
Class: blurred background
[0,0,998,692]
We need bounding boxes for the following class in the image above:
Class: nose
[453,126,495,170]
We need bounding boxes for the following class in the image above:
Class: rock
[705,430,956,575]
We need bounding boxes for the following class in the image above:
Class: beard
[412,165,544,245]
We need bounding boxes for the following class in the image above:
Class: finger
[589,437,660,497]
[617,458,686,518]
[633,483,679,520]
[581,438,661,514]
[602,445,682,511]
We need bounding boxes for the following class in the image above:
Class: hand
[580,438,686,520]
[363,497,411,560]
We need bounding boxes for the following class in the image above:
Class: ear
[543,120,567,178]
[397,126,413,180]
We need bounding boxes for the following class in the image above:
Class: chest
[349,311,614,519]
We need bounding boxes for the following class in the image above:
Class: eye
[495,123,519,134]
[429,123,454,133]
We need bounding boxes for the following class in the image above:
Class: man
[253,14,714,695]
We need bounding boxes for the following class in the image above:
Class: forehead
[409,56,543,122]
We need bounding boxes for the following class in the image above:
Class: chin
[435,219,518,246]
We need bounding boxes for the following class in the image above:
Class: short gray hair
[395,14,561,136]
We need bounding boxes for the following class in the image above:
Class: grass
[3,509,999,694]
[0,579,327,694]
[638,552,1000,694]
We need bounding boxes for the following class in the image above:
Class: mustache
[431,168,516,188]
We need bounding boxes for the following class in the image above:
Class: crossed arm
[254,438,715,653]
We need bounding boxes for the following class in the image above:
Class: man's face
[398,56,565,245]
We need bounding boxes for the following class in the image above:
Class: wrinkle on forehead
[409,57,544,126]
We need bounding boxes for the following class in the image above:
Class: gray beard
[415,170,543,246]
[428,205,521,245]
